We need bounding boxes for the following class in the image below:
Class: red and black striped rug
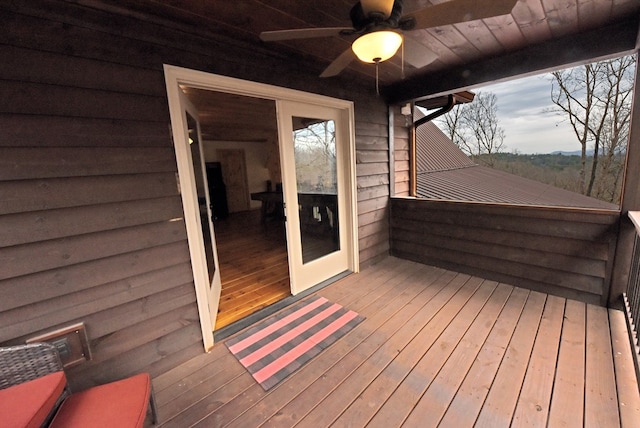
[225,295,365,390]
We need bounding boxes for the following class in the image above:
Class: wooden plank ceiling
[182,88,277,143]
[123,0,639,141]
[131,1,638,91]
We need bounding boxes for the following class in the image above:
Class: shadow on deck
[148,257,640,427]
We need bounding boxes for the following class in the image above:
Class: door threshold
[214,270,352,342]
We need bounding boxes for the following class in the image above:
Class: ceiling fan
[260,0,518,78]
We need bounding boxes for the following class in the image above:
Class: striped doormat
[225,295,365,390]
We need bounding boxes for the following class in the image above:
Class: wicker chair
[0,342,67,389]
[0,342,157,427]
[0,343,69,427]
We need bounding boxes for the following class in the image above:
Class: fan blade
[403,36,438,69]
[320,48,356,78]
[407,0,518,30]
[260,27,351,42]
[360,0,395,19]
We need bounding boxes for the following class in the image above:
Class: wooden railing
[390,198,619,305]
[624,211,640,379]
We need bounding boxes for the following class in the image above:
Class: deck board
[335,272,474,426]
[438,286,530,427]
[366,277,494,427]
[609,309,640,425]
[585,305,621,427]
[512,294,565,426]
[148,257,640,428]
[403,282,513,427]
[155,348,234,408]
[475,291,547,427]
[547,299,586,428]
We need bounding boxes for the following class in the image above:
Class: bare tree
[437,101,469,152]
[550,55,635,202]
[293,120,337,192]
[437,92,506,165]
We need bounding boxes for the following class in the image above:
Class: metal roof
[415,122,619,210]
[415,121,475,172]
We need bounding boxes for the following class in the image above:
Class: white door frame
[163,64,359,351]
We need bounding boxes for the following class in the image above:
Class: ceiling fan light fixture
[352,30,403,63]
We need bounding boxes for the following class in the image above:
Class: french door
[165,65,358,348]
[168,89,222,350]
[277,100,356,294]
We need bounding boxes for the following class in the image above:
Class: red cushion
[49,373,150,428]
[0,371,67,428]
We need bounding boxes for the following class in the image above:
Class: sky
[457,73,581,155]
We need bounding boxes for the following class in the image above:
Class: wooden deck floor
[149,257,640,427]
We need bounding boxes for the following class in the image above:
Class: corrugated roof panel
[415,122,474,172]
[417,166,618,209]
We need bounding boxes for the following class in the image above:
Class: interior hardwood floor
[213,210,291,329]
[148,257,640,427]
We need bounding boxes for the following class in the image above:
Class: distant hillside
[473,152,623,204]
[474,152,597,199]
[477,152,583,172]
[551,150,593,156]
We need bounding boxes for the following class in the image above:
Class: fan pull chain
[375,61,379,95]
[401,38,405,79]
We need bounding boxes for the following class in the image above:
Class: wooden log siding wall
[390,198,620,306]
[391,105,411,197]
[354,108,392,266]
[0,1,391,390]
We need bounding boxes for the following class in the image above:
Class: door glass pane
[187,112,215,282]
[292,117,340,264]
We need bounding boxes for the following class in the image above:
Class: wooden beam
[381,16,640,104]
[637,15,640,50]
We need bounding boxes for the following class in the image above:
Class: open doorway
[181,88,291,329]
[164,65,359,347]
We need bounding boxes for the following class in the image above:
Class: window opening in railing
[417,53,636,210]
